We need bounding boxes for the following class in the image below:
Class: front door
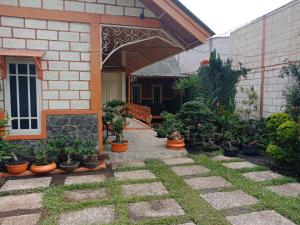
[101,72,122,104]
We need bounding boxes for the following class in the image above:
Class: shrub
[265,112,292,133]
[276,120,300,143]
[159,111,185,136]
[266,144,293,162]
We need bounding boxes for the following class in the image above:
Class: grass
[2,153,299,225]
[190,153,300,224]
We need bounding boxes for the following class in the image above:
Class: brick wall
[0,0,156,18]
[0,16,91,110]
[231,0,300,117]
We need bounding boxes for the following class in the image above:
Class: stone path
[106,119,187,164]
[0,154,298,225]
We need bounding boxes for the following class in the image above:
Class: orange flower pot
[5,161,29,174]
[30,162,57,174]
[111,140,128,153]
[166,139,185,150]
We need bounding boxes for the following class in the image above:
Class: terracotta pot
[111,140,128,153]
[31,162,57,174]
[166,139,185,150]
[5,161,29,174]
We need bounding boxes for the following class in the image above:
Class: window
[5,59,40,135]
[132,85,141,104]
[152,85,162,104]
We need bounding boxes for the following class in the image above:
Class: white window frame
[132,84,142,104]
[152,84,162,104]
[4,58,41,135]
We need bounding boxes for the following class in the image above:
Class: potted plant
[60,145,80,172]
[222,131,239,157]
[4,144,29,174]
[166,131,185,150]
[30,141,57,174]
[111,117,128,152]
[79,141,99,169]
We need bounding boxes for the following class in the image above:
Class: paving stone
[171,165,210,176]
[185,176,231,190]
[112,161,145,169]
[212,155,241,161]
[226,210,296,225]
[201,190,258,210]
[222,161,257,169]
[0,177,52,192]
[122,182,168,197]
[0,213,41,225]
[64,174,106,185]
[266,183,300,197]
[0,193,43,212]
[162,158,194,165]
[242,171,283,182]
[128,199,185,220]
[64,188,107,202]
[59,206,115,225]
[114,170,156,181]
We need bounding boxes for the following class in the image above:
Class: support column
[90,19,103,154]
[127,73,131,104]
[259,16,267,118]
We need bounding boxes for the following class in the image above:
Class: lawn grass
[190,153,300,224]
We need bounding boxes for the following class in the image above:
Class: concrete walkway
[105,119,187,163]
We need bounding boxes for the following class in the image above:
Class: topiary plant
[265,112,292,133]
[276,120,300,143]
[266,144,292,162]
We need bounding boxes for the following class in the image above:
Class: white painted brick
[60,91,79,99]
[85,3,104,14]
[135,0,145,8]
[144,9,156,18]
[48,21,69,31]
[70,62,90,71]
[42,81,48,89]
[20,0,41,8]
[81,52,90,61]
[117,0,134,7]
[125,7,141,17]
[48,81,69,90]
[70,42,89,51]
[43,71,59,80]
[49,100,69,109]
[13,28,35,38]
[42,0,63,10]
[27,40,48,50]
[59,31,79,42]
[80,72,90,80]
[25,19,46,29]
[3,38,25,48]
[71,100,90,109]
[49,41,69,50]
[60,71,79,80]
[48,61,69,71]
[80,33,90,42]
[0,0,18,6]
[42,61,48,70]
[60,51,80,61]
[65,1,84,12]
[70,22,90,32]
[42,100,49,109]
[80,0,96,2]
[105,5,124,16]
[1,17,24,28]
[37,30,57,40]
[43,90,59,99]
[80,91,90,99]
[0,27,12,37]
[70,81,89,90]
[43,51,59,60]
[98,0,115,4]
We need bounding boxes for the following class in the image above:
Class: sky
[179,0,292,35]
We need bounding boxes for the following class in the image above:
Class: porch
[105,118,187,163]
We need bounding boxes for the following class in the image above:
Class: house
[0,0,214,154]
[231,0,300,117]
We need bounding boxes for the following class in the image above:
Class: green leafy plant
[276,120,299,143]
[280,61,300,120]
[159,111,185,140]
[238,86,258,120]
[34,141,57,166]
[265,112,292,134]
